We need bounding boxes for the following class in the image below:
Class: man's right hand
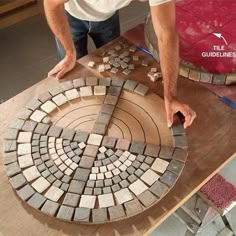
[48,53,76,80]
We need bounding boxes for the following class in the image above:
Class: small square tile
[149,180,169,198]
[73,78,85,88]
[151,158,169,173]
[104,95,118,105]
[138,190,157,207]
[98,193,114,208]
[65,89,80,100]
[80,86,93,97]
[26,98,42,110]
[86,77,98,86]
[17,184,35,201]
[159,146,174,159]
[17,132,32,143]
[129,141,145,154]
[83,145,99,158]
[30,110,47,122]
[92,208,107,223]
[108,205,125,220]
[144,144,160,157]
[28,193,46,209]
[40,101,57,113]
[79,156,94,169]
[52,94,68,106]
[173,135,188,149]
[129,179,148,196]
[68,180,85,194]
[159,171,178,187]
[79,195,96,208]
[134,84,149,96]
[44,185,64,202]
[96,113,111,125]
[116,139,130,150]
[32,177,50,193]
[93,123,107,135]
[57,205,74,221]
[141,169,160,186]
[41,200,59,216]
[124,199,143,216]
[22,120,37,132]
[17,143,31,155]
[88,61,95,68]
[167,160,184,175]
[100,104,115,115]
[123,80,138,91]
[47,126,62,137]
[74,207,90,222]
[60,128,75,140]
[114,188,133,204]
[73,167,90,182]
[101,136,116,148]
[87,134,103,146]
[34,123,50,135]
[94,86,106,96]
[18,154,33,168]
[172,148,188,162]
[108,86,122,96]
[9,173,26,189]
[73,131,89,142]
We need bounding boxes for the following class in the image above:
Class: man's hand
[165,97,196,129]
[48,53,76,79]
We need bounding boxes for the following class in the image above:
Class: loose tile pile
[3,77,188,223]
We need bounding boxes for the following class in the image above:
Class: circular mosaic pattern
[3,77,188,223]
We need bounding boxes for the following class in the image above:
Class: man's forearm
[158,31,179,101]
[44,0,75,57]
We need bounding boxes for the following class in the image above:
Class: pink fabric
[200,174,236,209]
[176,0,236,74]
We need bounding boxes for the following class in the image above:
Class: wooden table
[0,37,235,236]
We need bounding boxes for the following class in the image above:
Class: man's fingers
[166,109,174,128]
[181,106,196,129]
[56,68,66,80]
[48,64,61,77]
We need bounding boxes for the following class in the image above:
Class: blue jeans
[56,11,120,60]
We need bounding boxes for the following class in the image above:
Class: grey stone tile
[111,184,121,192]
[132,160,141,169]
[16,109,32,120]
[73,131,89,143]
[92,123,107,135]
[80,86,93,97]
[136,154,145,162]
[140,163,149,172]
[74,208,90,222]
[124,199,143,216]
[74,148,83,156]
[4,140,17,153]
[26,98,42,111]
[17,184,35,201]
[102,158,111,165]
[38,92,52,103]
[83,145,98,157]
[93,188,102,195]
[108,205,126,220]
[213,74,226,85]
[123,80,138,91]
[112,175,122,184]
[48,86,63,96]
[73,78,85,88]
[116,139,130,150]
[63,193,80,207]
[100,104,115,115]
[94,85,106,96]
[96,180,104,187]
[102,136,116,148]
[68,180,85,194]
[53,179,62,188]
[103,186,112,194]
[60,128,75,141]
[4,128,19,140]
[104,179,112,187]
[84,187,93,195]
[5,162,21,177]
[111,77,125,87]
[47,175,56,184]
[127,166,136,175]
[47,126,62,138]
[144,144,160,157]
[149,180,169,198]
[119,179,129,188]
[86,77,98,86]
[44,185,64,202]
[134,83,149,96]
[8,119,25,130]
[172,148,188,162]
[57,205,74,221]
[3,151,17,165]
[96,113,111,125]
[159,146,174,159]
[173,135,188,149]
[171,124,185,136]
[145,156,154,165]
[137,190,157,207]
[107,86,122,96]
[73,167,90,182]
[99,77,111,86]
[159,171,178,187]
[34,123,49,135]
[167,160,184,175]
[134,169,144,177]
[92,208,107,223]
[120,171,129,179]
[41,200,59,216]
[129,141,146,154]
[110,67,118,74]
[61,183,69,191]
[27,192,46,209]
[59,80,74,91]
[104,95,118,105]
[86,180,95,188]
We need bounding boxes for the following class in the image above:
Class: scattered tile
[80,86,93,97]
[88,61,95,68]
[98,193,115,208]
[134,83,149,96]
[129,179,148,196]
[141,60,148,67]
[44,185,64,202]
[123,69,131,75]
[98,64,105,72]
[110,68,118,74]
[151,158,169,173]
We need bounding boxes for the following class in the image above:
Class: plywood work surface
[0,38,235,236]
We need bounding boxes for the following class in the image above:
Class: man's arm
[150,1,196,128]
[44,0,76,79]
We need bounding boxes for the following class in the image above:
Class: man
[44,0,196,129]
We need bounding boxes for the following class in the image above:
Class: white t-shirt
[65,0,171,21]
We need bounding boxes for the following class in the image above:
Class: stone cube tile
[94,86,106,96]
[38,92,52,103]
[173,135,188,149]
[63,193,80,207]
[32,177,50,193]
[96,113,111,125]
[127,166,136,175]
[114,188,133,204]
[61,175,71,183]
[103,186,112,194]
[97,153,106,160]
[124,199,143,216]
[94,160,102,167]
[65,89,80,100]
[78,142,86,149]
[60,128,75,140]
[8,119,25,130]
[23,166,40,182]
[80,86,93,97]
[159,171,178,187]
[84,187,93,195]
[83,145,98,157]
[116,139,130,151]
[111,77,125,87]
[92,208,107,223]
[61,183,69,191]
[35,123,50,135]
[4,128,19,140]
[171,124,185,136]
[74,207,90,222]
[17,184,35,201]
[100,104,115,115]
[96,179,104,187]
[99,146,107,153]
[73,131,89,142]
[151,158,169,174]
[134,83,149,96]
[123,80,138,91]
[4,140,17,153]
[129,179,148,196]
[73,78,85,88]
[167,160,184,175]
[52,94,68,107]
[92,167,99,174]
[98,193,115,208]
[101,136,117,148]
[68,180,85,194]
[115,150,124,157]
[100,166,107,173]
[140,169,160,186]
[57,205,74,221]
[137,190,157,207]
[159,146,174,159]
[28,193,46,209]
[213,74,226,85]
[172,148,188,162]
[104,179,112,187]
[26,98,42,111]
[144,144,160,157]
[92,123,107,135]
[44,185,64,202]
[17,143,31,155]
[9,173,26,189]
[89,173,96,180]
[144,156,154,165]
[87,134,103,146]
[48,86,63,97]
[41,200,59,216]
[30,110,47,122]
[40,101,57,113]
[79,195,96,208]
[17,132,32,143]
[129,141,146,154]
[3,151,17,165]
[97,173,105,180]
[22,120,37,132]
[110,67,118,74]
[108,205,125,220]
[108,86,122,96]
[124,159,132,167]
[64,168,73,176]
[59,80,74,91]
[104,95,118,106]
[86,77,98,86]
[99,77,111,86]
[149,180,169,198]
[105,171,113,179]
[73,167,90,182]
